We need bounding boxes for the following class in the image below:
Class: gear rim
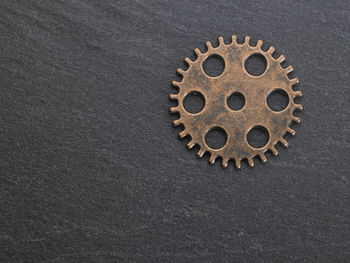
[170,35,302,169]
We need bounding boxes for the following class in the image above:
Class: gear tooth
[172,81,181,87]
[178,130,187,139]
[209,154,216,165]
[259,153,267,163]
[197,148,205,158]
[268,46,275,54]
[244,36,250,45]
[187,140,195,149]
[247,157,254,167]
[295,104,303,111]
[279,138,289,147]
[270,145,278,156]
[290,78,299,85]
[277,55,286,63]
[177,68,185,75]
[218,36,225,45]
[235,159,241,169]
[292,116,301,123]
[231,35,237,45]
[287,127,296,136]
[256,40,263,49]
[194,48,201,57]
[173,119,182,127]
[205,41,213,50]
[170,106,179,113]
[221,158,228,168]
[169,93,178,100]
[293,90,302,97]
[184,57,192,65]
[285,66,294,74]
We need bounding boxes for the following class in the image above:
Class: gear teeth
[231,35,237,44]
[187,140,195,149]
[197,148,205,158]
[244,36,250,45]
[170,106,179,113]
[290,78,299,85]
[292,116,301,123]
[295,104,303,110]
[285,66,294,74]
[169,93,178,100]
[259,153,267,163]
[256,40,263,49]
[221,158,229,168]
[235,159,241,169]
[277,55,286,63]
[287,127,296,136]
[194,48,201,57]
[172,81,181,87]
[268,46,275,54]
[218,36,225,46]
[184,57,192,65]
[173,119,182,127]
[279,138,289,147]
[293,91,302,97]
[171,38,302,169]
[209,154,216,165]
[178,130,187,139]
[270,145,278,156]
[177,68,185,75]
[247,157,254,167]
[205,41,213,50]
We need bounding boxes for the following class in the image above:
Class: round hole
[267,89,289,112]
[202,54,225,77]
[183,91,205,114]
[245,53,267,76]
[205,127,227,149]
[227,92,245,111]
[247,126,269,148]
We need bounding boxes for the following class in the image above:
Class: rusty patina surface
[170,36,302,169]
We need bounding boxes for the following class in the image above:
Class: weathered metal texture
[170,36,302,169]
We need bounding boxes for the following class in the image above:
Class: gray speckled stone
[0,0,349,262]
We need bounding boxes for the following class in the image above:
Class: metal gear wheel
[170,35,302,169]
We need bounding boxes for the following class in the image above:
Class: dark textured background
[0,0,349,262]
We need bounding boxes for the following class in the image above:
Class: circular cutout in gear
[170,35,303,169]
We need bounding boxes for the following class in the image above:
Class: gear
[170,35,302,169]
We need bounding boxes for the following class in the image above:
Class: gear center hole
[227,92,245,111]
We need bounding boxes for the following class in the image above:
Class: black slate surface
[0,0,349,262]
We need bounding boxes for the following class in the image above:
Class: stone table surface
[0,0,349,262]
